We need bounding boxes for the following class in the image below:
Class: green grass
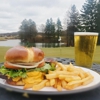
[0,46,100,64]
[0,46,11,62]
[41,47,75,58]
[41,46,100,64]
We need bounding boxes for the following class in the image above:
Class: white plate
[0,66,100,95]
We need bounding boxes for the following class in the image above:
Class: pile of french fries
[23,62,94,91]
[22,71,44,89]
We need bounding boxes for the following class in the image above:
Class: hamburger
[0,46,56,86]
[4,46,45,69]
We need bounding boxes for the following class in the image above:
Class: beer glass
[74,32,98,68]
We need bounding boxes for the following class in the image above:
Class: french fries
[32,80,47,91]
[56,79,62,91]
[22,62,94,91]
[44,62,94,90]
[50,79,55,86]
[23,71,44,89]
[61,80,67,89]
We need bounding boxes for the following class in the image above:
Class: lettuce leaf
[0,66,27,78]
[27,63,56,73]
[0,63,56,78]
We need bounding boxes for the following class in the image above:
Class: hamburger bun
[5,46,44,63]
[4,46,45,69]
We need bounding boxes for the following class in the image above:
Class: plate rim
[0,65,100,95]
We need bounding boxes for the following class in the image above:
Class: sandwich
[4,46,45,69]
[0,46,56,86]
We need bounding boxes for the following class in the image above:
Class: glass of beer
[74,32,98,68]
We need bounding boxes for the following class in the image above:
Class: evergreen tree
[56,18,62,47]
[66,5,80,46]
[96,0,100,32]
[50,18,55,47]
[44,18,55,47]
[49,18,55,40]
[96,0,100,45]
[45,19,50,40]
[80,0,97,32]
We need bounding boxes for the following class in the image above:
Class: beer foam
[74,32,98,36]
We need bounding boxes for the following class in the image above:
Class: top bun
[4,46,44,63]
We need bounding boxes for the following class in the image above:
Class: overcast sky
[0,0,86,33]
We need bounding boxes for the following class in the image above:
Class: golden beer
[74,32,98,68]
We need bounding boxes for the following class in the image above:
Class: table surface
[0,57,100,100]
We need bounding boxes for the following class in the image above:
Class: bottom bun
[0,73,24,86]
[6,79,24,86]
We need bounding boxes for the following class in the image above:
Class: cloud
[0,0,86,33]
[10,0,61,8]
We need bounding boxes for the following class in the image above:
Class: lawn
[0,46,100,64]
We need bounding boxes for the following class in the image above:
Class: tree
[38,24,45,47]
[49,18,55,47]
[19,19,28,42]
[45,19,50,41]
[44,18,55,47]
[38,24,45,33]
[96,0,100,44]
[19,19,37,46]
[80,0,97,32]
[28,19,37,42]
[66,5,80,46]
[56,18,62,47]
